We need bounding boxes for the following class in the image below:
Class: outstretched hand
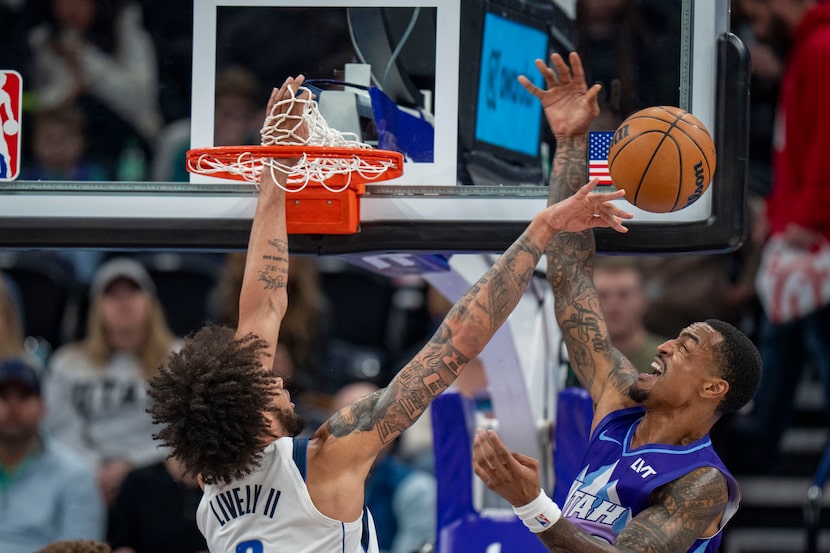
[260,75,314,181]
[261,75,313,146]
[473,429,543,507]
[519,52,601,138]
[546,178,633,234]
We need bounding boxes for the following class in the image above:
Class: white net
[189,85,397,192]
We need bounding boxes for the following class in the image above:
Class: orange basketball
[607,106,716,213]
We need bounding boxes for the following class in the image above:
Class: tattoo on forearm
[327,391,382,435]
[549,137,590,203]
[545,135,616,389]
[486,237,539,323]
[452,234,542,343]
[258,271,286,290]
[546,138,594,281]
[325,232,543,445]
[326,328,466,444]
[257,238,288,290]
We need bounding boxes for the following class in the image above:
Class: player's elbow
[265,291,289,321]
[239,291,288,328]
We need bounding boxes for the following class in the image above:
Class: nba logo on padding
[0,70,22,181]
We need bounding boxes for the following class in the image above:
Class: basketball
[607,106,716,213]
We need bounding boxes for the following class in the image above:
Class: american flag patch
[589,131,614,186]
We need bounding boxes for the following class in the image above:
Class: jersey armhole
[361,507,372,551]
[292,437,309,481]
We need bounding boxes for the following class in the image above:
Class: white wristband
[512,489,562,533]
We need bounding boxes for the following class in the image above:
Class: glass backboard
[0,0,748,255]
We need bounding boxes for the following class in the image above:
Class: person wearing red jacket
[734,0,830,474]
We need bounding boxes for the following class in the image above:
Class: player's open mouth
[648,359,664,376]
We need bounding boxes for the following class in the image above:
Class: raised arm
[470,52,729,553]
[530,52,639,421]
[313,181,631,471]
[235,77,309,367]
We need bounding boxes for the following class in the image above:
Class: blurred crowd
[1,0,829,552]
[0,250,442,553]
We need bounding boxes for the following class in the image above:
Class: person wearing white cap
[43,256,180,508]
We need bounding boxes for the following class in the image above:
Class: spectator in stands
[212,253,327,376]
[1,358,105,553]
[734,0,787,199]
[213,65,262,147]
[0,0,33,78]
[725,0,830,474]
[108,456,207,553]
[331,381,436,553]
[152,65,262,182]
[592,257,668,374]
[43,257,179,507]
[0,271,49,368]
[215,8,354,97]
[36,540,112,553]
[210,252,330,426]
[0,273,27,360]
[135,0,193,124]
[639,253,757,340]
[575,0,678,122]
[27,0,162,176]
[20,106,108,181]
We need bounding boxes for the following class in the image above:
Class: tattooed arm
[307,180,630,505]
[473,429,729,553]
[235,77,309,364]
[523,52,639,421]
[471,52,726,553]
[547,136,638,422]
[534,467,729,552]
[528,467,728,552]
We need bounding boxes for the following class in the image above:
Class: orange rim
[186,145,404,186]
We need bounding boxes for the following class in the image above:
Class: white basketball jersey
[197,437,379,553]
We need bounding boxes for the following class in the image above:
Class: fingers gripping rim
[260,85,366,149]
[187,84,404,192]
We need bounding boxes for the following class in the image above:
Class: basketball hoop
[186,84,405,234]
[185,145,403,192]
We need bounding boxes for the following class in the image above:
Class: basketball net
[188,85,396,192]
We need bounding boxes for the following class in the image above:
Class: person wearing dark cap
[0,358,105,553]
[43,257,180,508]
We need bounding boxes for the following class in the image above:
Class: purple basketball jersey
[562,406,740,552]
